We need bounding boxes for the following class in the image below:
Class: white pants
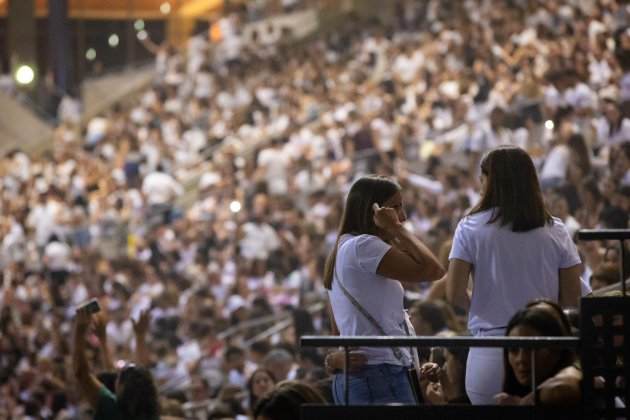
[465,330,505,405]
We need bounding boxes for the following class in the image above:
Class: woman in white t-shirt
[323,175,444,405]
[446,146,584,405]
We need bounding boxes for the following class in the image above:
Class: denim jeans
[332,364,416,405]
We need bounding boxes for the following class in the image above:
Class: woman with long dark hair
[445,146,584,404]
[324,175,444,405]
[495,304,581,406]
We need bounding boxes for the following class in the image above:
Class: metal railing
[301,335,580,406]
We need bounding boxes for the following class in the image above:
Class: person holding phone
[323,175,444,405]
[445,146,585,405]
[72,302,160,420]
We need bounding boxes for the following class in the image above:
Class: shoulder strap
[335,269,406,363]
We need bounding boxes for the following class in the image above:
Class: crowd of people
[1,0,629,418]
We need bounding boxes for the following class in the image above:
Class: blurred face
[251,371,274,398]
[507,325,561,386]
[383,191,406,223]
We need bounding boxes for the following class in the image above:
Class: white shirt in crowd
[329,234,413,367]
[44,240,72,271]
[449,209,587,334]
[141,171,183,206]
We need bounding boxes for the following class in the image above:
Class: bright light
[108,34,120,47]
[86,48,96,61]
[134,19,145,31]
[137,30,148,41]
[15,65,35,85]
[160,2,171,14]
[229,200,242,213]
[545,120,554,130]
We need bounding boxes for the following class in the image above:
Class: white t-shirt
[141,172,183,205]
[540,144,570,181]
[449,209,584,334]
[328,234,412,366]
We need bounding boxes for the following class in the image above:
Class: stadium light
[134,19,145,31]
[86,48,96,61]
[108,34,120,47]
[14,65,35,86]
[160,2,171,14]
[230,201,242,213]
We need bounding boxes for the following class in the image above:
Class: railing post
[531,350,537,405]
[344,346,350,405]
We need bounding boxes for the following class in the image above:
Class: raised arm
[374,204,445,282]
[131,309,152,367]
[72,308,104,408]
[93,313,114,372]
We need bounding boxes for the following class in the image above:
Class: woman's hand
[92,313,108,341]
[494,392,532,405]
[372,203,401,232]
[325,350,367,374]
[424,381,447,405]
[75,308,93,336]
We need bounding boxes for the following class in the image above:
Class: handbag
[336,278,424,403]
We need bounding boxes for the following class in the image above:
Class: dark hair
[247,368,277,411]
[253,380,327,420]
[410,301,448,334]
[117,365,160,419]
[525,299,573,335]
[503,306,575,397]
[323,175,401,289]
[470,146,552,232]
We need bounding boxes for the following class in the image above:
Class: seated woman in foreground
[495,302,581,406]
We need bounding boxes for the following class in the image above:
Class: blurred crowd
[1,0,629,418]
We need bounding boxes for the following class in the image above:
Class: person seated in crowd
[253,380,327,420]
[494,303,581,406]
[72,305,161,419]
[247,368,277,414]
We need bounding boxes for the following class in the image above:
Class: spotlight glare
[108,34,120,47]
[137,30,148,41]
[230,200,242,213]
[86,48,96,61]
[545,120,554,130]
[15,65,35,85]
[134,19,145,31]
[160,2,171,14]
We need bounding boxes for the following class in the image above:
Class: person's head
[471,146,552,232]
[224,346,246,373]
[503,306,575,397]
[590,262,619,291]
[247,368,277,409]
[263,349,294,382]
[253,380,327,420]
[323,175,402,289]
[115,364,160,419]
[409,300,448,336]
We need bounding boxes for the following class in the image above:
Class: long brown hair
[470,146,552,232]
[323,175,401,289]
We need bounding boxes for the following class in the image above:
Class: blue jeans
[332,364,416,405]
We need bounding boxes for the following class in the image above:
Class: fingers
[372,203,381,212]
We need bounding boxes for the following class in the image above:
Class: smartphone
[77,298,100,314]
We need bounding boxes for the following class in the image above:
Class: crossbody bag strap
[335,274,406,363]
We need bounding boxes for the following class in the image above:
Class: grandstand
[0,0,629,419]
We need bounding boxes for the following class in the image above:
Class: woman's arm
[496,366,582,406]
[445,259,472,312]
[72,308,104,408]
[374,205,445,282]
[558,264,582,308]
[132,309,152,367]
[92,313,114,372]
